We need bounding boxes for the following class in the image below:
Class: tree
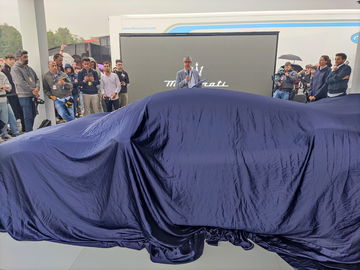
[47,27,83,49]
[0,24,84,58]
[0,24,22,58]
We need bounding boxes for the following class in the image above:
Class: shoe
[2,134,12,140]
[11,132,21,137]
[16,119,22,132]
[0,137,4,143]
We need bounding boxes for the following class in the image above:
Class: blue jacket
[326,64,352,95]
[78,68,100,95]
[309,66,331,99]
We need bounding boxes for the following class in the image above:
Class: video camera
[33,97,45,105]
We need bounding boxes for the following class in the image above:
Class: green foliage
[0,24,83,57]
[47,27,83,49]
[0,24,22,58]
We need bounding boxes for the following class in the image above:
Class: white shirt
[100,72,121,100]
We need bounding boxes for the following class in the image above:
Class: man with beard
[11,50,40,132]
[326,53,352,98]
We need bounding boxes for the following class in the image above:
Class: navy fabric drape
[0,89,359,269]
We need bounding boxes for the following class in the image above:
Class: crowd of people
[0,49,130,142]
[272,53,352,102]
[0,50,354,143]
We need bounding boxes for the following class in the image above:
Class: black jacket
[1,64,17,97]
[114,70,130,93]
[327,64,352,95]
[78,69,100,95]
[309,66,331,99]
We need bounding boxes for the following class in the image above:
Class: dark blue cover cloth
[0,89,359,270]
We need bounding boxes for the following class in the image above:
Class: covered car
[0,89,359,269]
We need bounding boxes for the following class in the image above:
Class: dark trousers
[7,95,25,132]
[19,97,36,132]
[104,98,120,112]
[72,94,79,116]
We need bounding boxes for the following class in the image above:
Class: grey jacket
[43,71,73,99]
[11,61,39,98]
[175,69,201,88]
[0,72,11,103]
[279,70,298,92]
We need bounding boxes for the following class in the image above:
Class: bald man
[43,61,74,122]
[175,56,202,88]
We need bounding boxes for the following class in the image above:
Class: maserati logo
[351,32,359,44]
[194,62,204,76]
[164,62,230,88]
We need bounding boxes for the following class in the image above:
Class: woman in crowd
[307,55,332,102]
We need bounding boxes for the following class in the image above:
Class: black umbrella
[278,54,302,61]
[280,64,303,72]
[290,64,303,73]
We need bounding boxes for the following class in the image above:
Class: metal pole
[17,0,56,127]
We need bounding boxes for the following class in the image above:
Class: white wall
[2,0,356,38]
[46,0,359,37]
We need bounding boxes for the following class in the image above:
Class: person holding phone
[77,58,100,115]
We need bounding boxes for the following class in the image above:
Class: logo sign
[164,62,230,88]
[351,32,359,44]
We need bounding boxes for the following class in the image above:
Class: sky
[0,0,359,39]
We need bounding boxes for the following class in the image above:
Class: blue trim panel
[168,22,360,33]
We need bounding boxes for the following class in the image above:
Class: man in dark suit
[326,53,352,98]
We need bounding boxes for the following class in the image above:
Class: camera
[33,97,45,105]
[65,98,74,108]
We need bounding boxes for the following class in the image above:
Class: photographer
[272,62,298,100]
[43,61,74,122]
[11,50,40,132]
[298,64,312,95]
